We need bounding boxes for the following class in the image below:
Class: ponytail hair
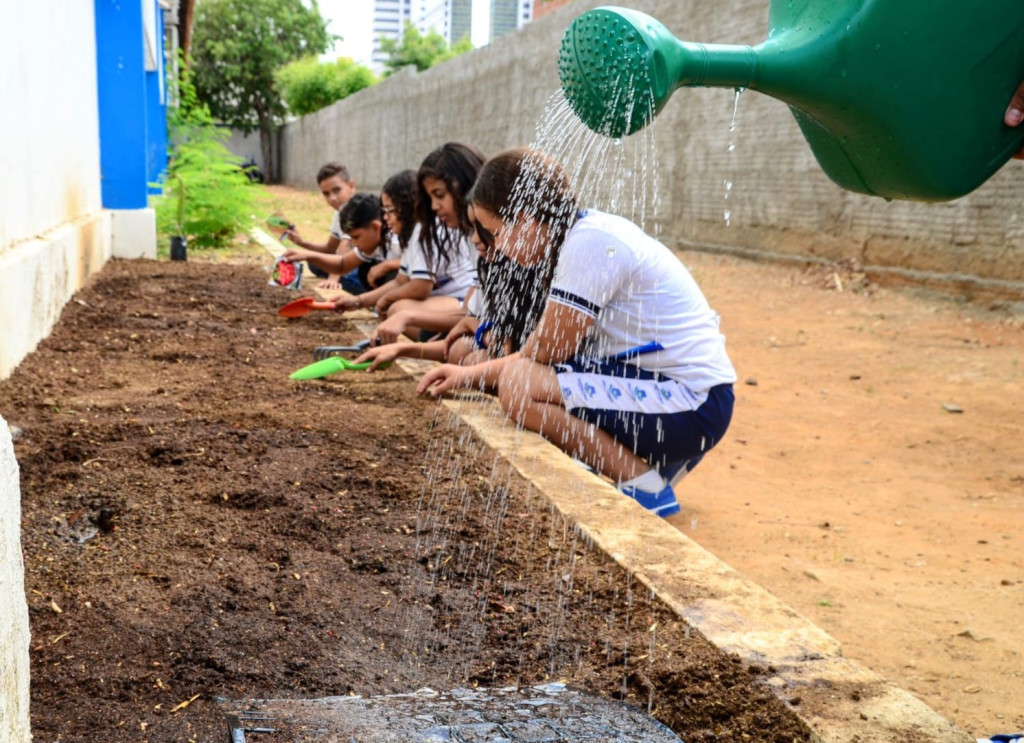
[471,149,579,353]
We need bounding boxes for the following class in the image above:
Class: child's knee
[447,337,475,365]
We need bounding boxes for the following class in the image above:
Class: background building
[450,0,473,46]
[490,0,532,39]
[372,0,455,69]
[371,0,535,70]
[371,0,411,68]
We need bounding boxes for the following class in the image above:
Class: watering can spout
[559,7,758,139]
[558,4,1024,201]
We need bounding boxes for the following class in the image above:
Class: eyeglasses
[381,206,397,216]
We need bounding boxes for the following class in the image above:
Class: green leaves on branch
[380,23,474,76]
[190,0,333,134]
[277,57,377,117]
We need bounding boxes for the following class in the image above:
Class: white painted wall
[0,1,112,381]
[1,3,103,246]
[0,4,112,739]
[0,418,29,741]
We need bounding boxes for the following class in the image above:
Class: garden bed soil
[3,258,811,742]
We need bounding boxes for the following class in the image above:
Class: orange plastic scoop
[278,297,336,318]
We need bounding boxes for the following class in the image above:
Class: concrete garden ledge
[348,320,973,743]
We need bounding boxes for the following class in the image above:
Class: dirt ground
[3,258,809,743]
[5,188,1022,740]
[672,253,1024,738]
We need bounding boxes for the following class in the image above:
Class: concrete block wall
[278,0,1024,295]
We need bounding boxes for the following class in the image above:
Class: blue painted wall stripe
[95,0,168,209]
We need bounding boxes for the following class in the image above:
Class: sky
[318,0,492,67]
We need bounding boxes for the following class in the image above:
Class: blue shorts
[555,356,734,479]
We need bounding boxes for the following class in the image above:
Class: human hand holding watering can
[1005,80,1024,158]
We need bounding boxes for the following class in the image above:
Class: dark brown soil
[2,258,810,742]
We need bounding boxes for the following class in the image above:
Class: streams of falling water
[398,77,691,707]
[724,89,743,226]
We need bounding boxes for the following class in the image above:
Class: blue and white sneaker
[620,483,680,518]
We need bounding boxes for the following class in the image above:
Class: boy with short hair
[282,193,399,295]
[283,162,358,291]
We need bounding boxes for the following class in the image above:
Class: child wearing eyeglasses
[335,146,482,344]
[282,192,399,294]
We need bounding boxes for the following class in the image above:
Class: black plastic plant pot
[170,235,187,261]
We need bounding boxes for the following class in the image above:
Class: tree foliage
[190,0,333,177]
[380,23,473,76]
[276,56,377,117]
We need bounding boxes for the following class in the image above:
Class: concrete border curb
[348,319,973,743]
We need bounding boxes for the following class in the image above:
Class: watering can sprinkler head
[558,2,1024,201]
[558,7,682,138]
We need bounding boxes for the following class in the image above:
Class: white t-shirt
[549,209,737,392]
[355,233,401,264]
[464,285,483,318]
[329,210,344,241]
[400,224,478,299]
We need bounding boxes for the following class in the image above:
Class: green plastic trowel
[558,2,1024,201]
[290,356,375,380]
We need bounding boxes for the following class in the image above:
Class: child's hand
[444,316,478,360]
[367,263,390,287]
[318,275,343,291]
[354,344,403,372]
[283,225,303,243]
[375,295,393,316]
[281,247,309,263]
[372,314,407,346]
[333,296,361,313]
[416,364,473,397]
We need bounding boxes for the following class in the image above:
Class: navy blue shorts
[555,356,734,479]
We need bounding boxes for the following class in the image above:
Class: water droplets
[724,89,743,226]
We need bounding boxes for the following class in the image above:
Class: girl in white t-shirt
[417,148,737,518]
[358,144,483,345]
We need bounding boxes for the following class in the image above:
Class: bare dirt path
[671,252,1024,737]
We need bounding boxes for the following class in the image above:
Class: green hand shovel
[290,356,391,380]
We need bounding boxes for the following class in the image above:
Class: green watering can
[558,2,1024,201]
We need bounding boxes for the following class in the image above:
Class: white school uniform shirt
[354,233,401,264]
[329,210,344,241]
[400,224,478,299]
[549,209,737,393]
[464,285,483,317]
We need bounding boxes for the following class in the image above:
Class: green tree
[190,0,332,180]
[380,23,474,76]
[276,56,377,117]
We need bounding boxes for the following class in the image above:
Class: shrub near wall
[276,0,1024,295]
